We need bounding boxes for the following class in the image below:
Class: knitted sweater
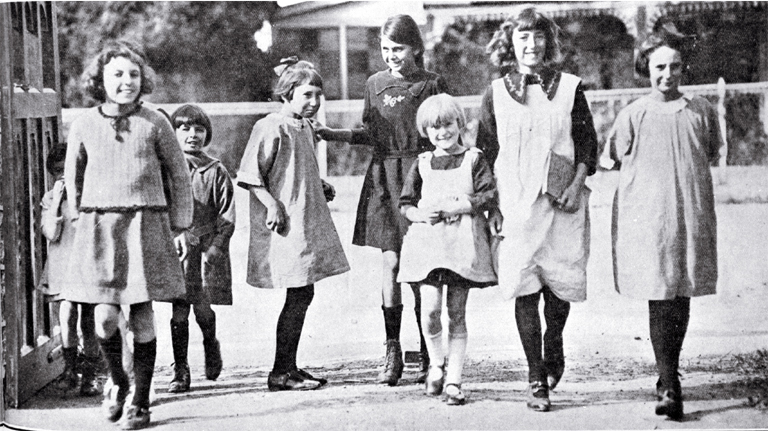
[65,105,193,230]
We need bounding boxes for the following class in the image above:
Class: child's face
[512,28,547,73]
[51,160,65,177]
[103,56,141,105]
[648,46,683,96]
[286,84,322,118]
[380,36,418,77]
[176,123,207,154]
[426,118,461,153]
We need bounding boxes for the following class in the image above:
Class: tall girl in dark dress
[317,14,448,386]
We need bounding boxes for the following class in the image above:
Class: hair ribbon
[273,56,299,77]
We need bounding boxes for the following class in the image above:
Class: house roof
[425,1,766,23]
[273,1,427,28]
[273,1,766,29]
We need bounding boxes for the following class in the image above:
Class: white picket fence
[62,81,768,177]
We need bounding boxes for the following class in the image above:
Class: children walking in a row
[51,7,719,428]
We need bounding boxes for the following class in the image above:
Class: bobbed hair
[381,14,425,69]
[416,93,467,138]
[82,40,156,103]
[273,60,324,102]
[635,21,695,77]
[46,142,68,175]
[171,104,213,147]
[486,6,561,72]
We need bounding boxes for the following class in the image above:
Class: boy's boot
[99,331,130,422]
[123,338,156,430]
[56,346,79,391]
[168,320,190,393]
[199,314,223,380]
[377,305,404,385]
[80,354,102,396]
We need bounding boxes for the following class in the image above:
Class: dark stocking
[411,284,428,356]
[132,338,157,409]
[170,320,189,366]
[543,288,570,370]
[649,296,690,392]
[273,285,315,374]
[515,291,545,383]
[382,304,403,341]
[99,331,129,397]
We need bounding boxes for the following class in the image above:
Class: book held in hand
[543,151,575,199]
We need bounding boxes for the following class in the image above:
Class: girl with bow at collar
[316,14,449,387]
[476,7,598,412]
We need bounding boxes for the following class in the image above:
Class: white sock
[445,333,467,385]
[425,331,445,368]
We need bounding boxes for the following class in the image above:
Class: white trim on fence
[61,81,768,177]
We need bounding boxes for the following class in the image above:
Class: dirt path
[7,174,768,430]
[10,354,767,430]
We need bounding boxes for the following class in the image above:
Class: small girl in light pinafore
[237,58,349,391]
[398,94,498,405]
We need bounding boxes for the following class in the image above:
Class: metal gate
[1,1,63,409]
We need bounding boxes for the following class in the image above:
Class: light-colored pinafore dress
[492,73,590,302]
[397,148,496,285]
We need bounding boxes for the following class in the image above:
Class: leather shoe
[444,383,467,406]
[655,389,684,421]
[526,381,551,412]
[294,368,327,386]
[268,369,323,391]
[425,364,445,396]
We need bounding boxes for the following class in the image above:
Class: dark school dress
[350,68,449,252]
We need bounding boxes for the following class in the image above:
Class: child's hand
[488,207,504,236]
[438,195,472,218]
[205,244,224,264]
[321,179,336,202]
[405,206,441,225]
[265,200,287,234]
[555,183,582,213]
[310,120,330,140]
[174,232,189,262]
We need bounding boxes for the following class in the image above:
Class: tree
[56,1,279,107]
